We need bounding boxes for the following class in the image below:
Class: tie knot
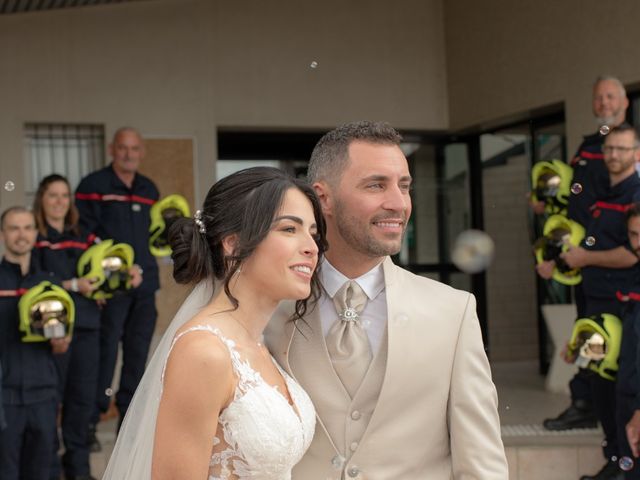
[333,280,367,322]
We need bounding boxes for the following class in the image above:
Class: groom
[265,121,508,479]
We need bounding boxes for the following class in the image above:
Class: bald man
[75,128,159,448]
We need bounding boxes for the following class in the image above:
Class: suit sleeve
[448,293,508,479]
[75,177,101,238]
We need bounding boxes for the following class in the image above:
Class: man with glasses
[561,123,640,480]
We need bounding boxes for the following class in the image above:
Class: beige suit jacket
[265,258,508,479]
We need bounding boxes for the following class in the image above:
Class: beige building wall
[0,0,449,210]
[444,0,640,150]
[483,155,538,361]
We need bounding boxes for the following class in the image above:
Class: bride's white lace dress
[163,325,316,480]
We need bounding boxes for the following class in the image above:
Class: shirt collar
[1,253,38,277]
[45,223,65,240]
[108,162,138,190]
[320,258,385,300]
[609,171,640,195]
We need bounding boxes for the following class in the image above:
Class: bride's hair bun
[168,215,217,285]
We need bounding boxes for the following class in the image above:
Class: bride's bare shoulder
[168,313,232,370]
[161,315,236,409]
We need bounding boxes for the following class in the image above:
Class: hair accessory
[194,210,206,234]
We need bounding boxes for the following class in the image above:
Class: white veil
[102,280,214,479]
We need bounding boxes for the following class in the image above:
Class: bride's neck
[209,277,278,343]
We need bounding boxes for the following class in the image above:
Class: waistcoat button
[348,466,360,477]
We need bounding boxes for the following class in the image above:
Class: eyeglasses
[603,145,638,154]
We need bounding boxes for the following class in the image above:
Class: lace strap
[160,325,258,395]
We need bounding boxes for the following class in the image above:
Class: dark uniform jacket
[617,298,640,406]
[581,172,640,300]
[0,363,5,429]
[35,225,101,330]
[568,132,610,228]
[0,255,60,405]
[75,164,160,293]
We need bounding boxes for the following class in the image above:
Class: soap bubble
[619,456,634,471]
[4,181,15,192]
[310,61,318,69]
[571,183,583,195]
[585,236,596,247]
[599,125,610,136]
[451,230,495,274]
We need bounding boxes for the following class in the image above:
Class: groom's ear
[313,181,333,217]
[221,234,239,257]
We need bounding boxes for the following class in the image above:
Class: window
[24,123,105,199]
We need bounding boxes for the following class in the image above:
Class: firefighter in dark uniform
[0,206,69,480]
[561,124,640,480]
[32,175,101,480]
[540,78,630,447]
[615,203,640,479]
[75,127,154,444]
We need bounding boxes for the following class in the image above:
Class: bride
[102,167,327,479]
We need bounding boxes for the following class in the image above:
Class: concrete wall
[483,154,538,361]
[0,0,449,209]
[444,0,640,151]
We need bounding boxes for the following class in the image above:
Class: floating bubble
[310,61,318,69]
[105,388,114,397]
[451,230,495,274]
[4,181,15,192]
[600,125,611,136]
[620,456,635,471]
[331,455,346,470]
[571,183,583,195]
[585,236,596,247]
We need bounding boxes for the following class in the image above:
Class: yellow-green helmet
[18,281,75,342]
[531,159,573,215]
[534,214,585,285]
[76,239,135,300]
[568,313,622,381]
[149,194,190,257]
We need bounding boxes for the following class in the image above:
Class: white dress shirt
[319,259,387,354]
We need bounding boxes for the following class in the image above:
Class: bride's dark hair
[169,166,327,320]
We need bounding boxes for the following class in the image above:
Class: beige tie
[326,280,372,398]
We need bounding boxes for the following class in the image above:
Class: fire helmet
[531,160,573,215]
[568,313,622,381]
[18,281,75,342]
[76,239,135,299]
[149,194,190,257]
[534,214,585,285]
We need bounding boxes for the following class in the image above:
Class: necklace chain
[231,313,263,347]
